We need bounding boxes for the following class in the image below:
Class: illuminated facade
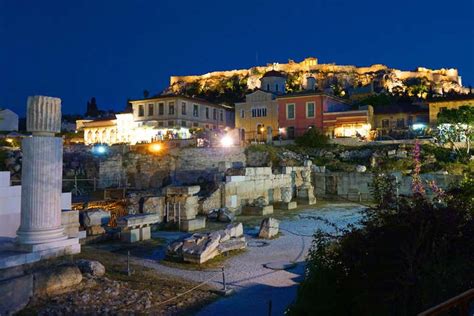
[276,92,373,139]
[425,96,474,126]
[235,71,286,141]
[79,95,234,145]
[373,104,429,137]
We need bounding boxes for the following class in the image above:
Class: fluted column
[16,96,67,245]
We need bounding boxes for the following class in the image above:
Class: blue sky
[1,0,473,115]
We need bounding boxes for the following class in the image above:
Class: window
[158,121,164,127]
[241,109,245,118]
[193,122,199,127]
[193,104,199,117]
[148,104,154,116]
[276,84,279,91]
[257,124,263,134]
[205,107,209,119]
[251,107,267,117]
[286,103,295,119]
[168,120,174,127]
[169,102,175,115]
[138,104,144,117]
[382,119,389,128]
[158,103,164,115]
[213,108,217,120]
[266,84,270,91]
[220,110,224,121]
[181,120,187,127]
[181,102,187,115]
[306,102,315,118]
[408,116,414,126]
[396,118,405,128]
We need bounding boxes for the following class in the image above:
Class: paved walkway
[133,204,365,315]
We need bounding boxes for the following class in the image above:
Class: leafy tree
[435,105,474,154]
[295,128,329,148]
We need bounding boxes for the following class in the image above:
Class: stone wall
[99,147,246,190]
[314,171,462,201]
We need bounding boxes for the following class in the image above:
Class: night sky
[1,0,473,116]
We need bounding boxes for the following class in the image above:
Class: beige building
[130,95,234,130]
[235,70,287,141]
[426,96,474,125]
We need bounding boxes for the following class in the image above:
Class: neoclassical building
[235,70,286,141]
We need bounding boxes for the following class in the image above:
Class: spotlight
[220,135,233,147]
[149,143,162,153]
[93,145,107,155]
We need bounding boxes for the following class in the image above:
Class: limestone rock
[81,209,110,227]
[218,236,246,252]
[76,260,105,277]
[226,223,243,238]
[33,265,82,298]
[280,187,293,203]
[217,208,235,222]
[258,217,279,239]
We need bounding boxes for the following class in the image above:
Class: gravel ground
[135,203,366,315]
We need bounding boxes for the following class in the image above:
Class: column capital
[27,95,61,135]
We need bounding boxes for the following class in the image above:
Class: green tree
[295,128,329,148]
[436,105,474,154]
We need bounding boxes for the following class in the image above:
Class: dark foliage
[288,178,474,316]
[295,128,329,148]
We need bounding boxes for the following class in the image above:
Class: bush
[288,180,474,315]
[295,128,329,148]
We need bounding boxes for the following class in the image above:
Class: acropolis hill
[165,57,468,101]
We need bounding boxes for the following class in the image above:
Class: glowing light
[221,135,233,147]
[412,123,426,130]
[5,138,13,143]
[92,145,107,155]
[149,143,162,152]
[260,127,265,133]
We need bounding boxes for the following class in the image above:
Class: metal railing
[418,289,474,316]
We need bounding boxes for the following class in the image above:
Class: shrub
[295,128,329,148]
[288,180,474,315]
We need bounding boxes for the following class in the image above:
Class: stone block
[225,175,246,182]
[259,217,279,239]
[121,228,140,243]
[142,196,165,216]
[218,236,246,253]
[180,217,206,232]
[164,185,200,196]
[244,168,255,177]
[82,209,110,227]
[0,273,33,315]
[86,225,105,236]
[33,265,82,298]
[140,226,151,241]
[117,213,160,228]
[226,222,243,238]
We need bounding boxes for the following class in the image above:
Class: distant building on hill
[0,109,19,131]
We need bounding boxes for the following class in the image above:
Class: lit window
[287,104,295,119]
[158,103,164,115]
[138,104,144,117]
[306,102,315,118]
[181,102,187,115]
[169,102,175,115]
[148,104,154,116]
[193,104,199,117]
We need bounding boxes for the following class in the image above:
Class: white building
[0,109,19,131]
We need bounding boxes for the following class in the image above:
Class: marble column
[16,96,67,245]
